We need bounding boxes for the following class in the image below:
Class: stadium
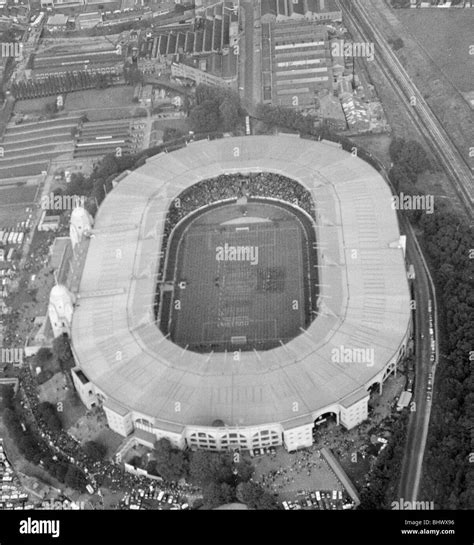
[69,135,411,452]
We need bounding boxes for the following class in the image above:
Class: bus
[6,248,14,261]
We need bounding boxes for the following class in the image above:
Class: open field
[167,203,310,352]
[395,9,474,95]
[0,186,37,228]
[13,97,59,115]
[0,185,38,205]
[65,87,136,121]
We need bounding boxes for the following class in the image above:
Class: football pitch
[167,203,311,352]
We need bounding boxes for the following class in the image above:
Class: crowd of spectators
[164,173,315,240]
[254,448,325,494]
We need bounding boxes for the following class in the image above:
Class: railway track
[340,0,473,218]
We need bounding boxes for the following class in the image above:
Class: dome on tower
[70,206,93,248]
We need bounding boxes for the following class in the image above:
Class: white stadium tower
[67,136,411,452]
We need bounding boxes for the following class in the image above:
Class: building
[340,92,371,132]
[75,11,102,29]
[171,62,234,88]
[46,13,69,31]
[261,0,341,23]
[264,21,333,109]
[48,284,75,338]
[70,135,412,453]
[69,206,93,249]
[140,1,239,84]
[32,48,122,79]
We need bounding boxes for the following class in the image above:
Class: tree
[189,100,221,133]
[35,347,53,366]
[234,458,254,484]
[83,440,107,462]
[219,96,241,132]
[65,465,86,491]
[0,384,14,410]
[153,438,188,481]
[163,127,185,143]
[37,401,62,433]
[202,482,235,509]
[388,137,430,183]
[18,436,42,464]
[236,482,279,510]
[189,450,235,487]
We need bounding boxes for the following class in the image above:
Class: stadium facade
[67,136,412,452]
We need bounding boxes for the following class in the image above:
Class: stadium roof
[71,136,410,428]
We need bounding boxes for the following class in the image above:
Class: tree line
[416,204,473,509]
[134,438,279,509]
[10,71,112,100]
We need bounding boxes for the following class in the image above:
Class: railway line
[339,0,458,505]
[341,0,473,218]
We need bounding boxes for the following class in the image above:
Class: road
[398,217,436,502]
[239,0,260,110]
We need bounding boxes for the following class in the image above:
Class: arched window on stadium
[135,418,154,433]
[220,433,248,449]
[251,430,279,448]
[188,432,218,450]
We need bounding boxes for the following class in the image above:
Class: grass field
[64,86,136,121]
[395,9,474,94]
[0,186,37,228]
[166,203,311,352]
